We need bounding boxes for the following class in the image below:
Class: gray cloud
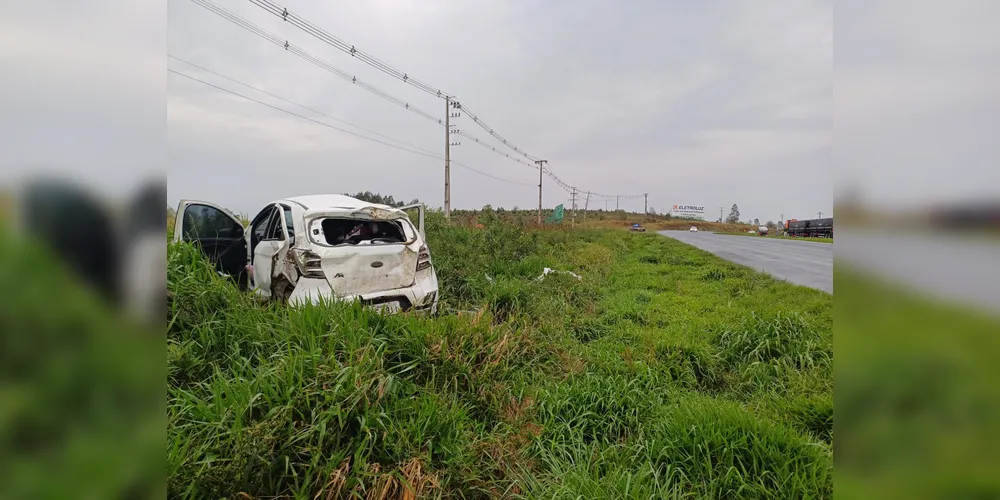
[4,0,993,223]
[164,0,834,222]
[835,0,1000,210]
[2,0,835,223]
[0,0,164,200]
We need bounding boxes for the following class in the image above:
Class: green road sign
[545,204,564,224]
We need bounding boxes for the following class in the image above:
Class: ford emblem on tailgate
[371,261,384,268]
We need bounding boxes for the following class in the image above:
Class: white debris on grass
[536,267,582,281]
[484,268,582,285]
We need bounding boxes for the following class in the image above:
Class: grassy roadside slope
[835,268,1000,498]
[168,210,833,499]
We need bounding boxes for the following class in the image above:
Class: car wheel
[272,278,294,305]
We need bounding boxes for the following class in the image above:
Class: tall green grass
[168,211,833,499]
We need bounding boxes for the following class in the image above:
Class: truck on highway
[784,217,833,238]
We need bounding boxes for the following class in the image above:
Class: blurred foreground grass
[836,266,1000,498]
[0,224,163,499]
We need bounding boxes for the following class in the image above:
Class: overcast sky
[164,0,833,222]
[3,1,996,220]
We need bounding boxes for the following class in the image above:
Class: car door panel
[174,200,248,286]
[398,203,426,238]
[253,241,282,297]
[250,205,293,298]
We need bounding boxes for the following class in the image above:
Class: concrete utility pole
[719,207,725,222]
[818,211,823,219]
[570,187,577,226]
[644,193,648,215]
[535,159,547,225]
[584,191,591,219]
[443,97,451,220]
[616,195,620,211]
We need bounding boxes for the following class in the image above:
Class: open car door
[249,204,296,300]
[173,199,248,288]
[398,203,426,239]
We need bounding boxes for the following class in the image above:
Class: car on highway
[172,194,439,314]
[689,226,698,232]
[629,223,646,232]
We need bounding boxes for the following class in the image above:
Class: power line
[189,0,647,201]
[250,0,449,99]
[169,54,440,157]
[168,67,536,187]
[247,0,542,162]
[454,102,540,162]
[457,130,536,169]
[188,0,535,172]
[188,0,441,125]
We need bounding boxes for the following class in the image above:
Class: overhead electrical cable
[246,0,646,196]
[169,54,439,157]
[246,0,542,161]
[188,0,535,172]
[189,0,645,198]
[168,67,537,187]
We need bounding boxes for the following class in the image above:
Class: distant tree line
[344,191,420,208]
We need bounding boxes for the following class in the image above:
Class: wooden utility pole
[535,160,547,225]
[443,97,451,220]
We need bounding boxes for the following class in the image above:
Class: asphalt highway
[834,229,1000,315]
[659,231,834,293]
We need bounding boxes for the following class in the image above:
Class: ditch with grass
[168,208,833,499]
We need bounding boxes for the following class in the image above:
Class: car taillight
[416,244,432,272]
[294,248,325,279]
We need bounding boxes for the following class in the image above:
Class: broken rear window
[312,218,411,246]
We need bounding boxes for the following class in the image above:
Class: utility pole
[644,193,648,215]
[535,160,547,225]
[719,207,725,223]
[818,211,823,219]
[584,191,591,219]
[616,195,620,211]
[570,187,577,226]
[443,97,451,220]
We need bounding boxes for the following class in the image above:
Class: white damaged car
[173,194,439,314]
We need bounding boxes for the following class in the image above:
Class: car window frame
[181,202,243,240]
[260,206,287,241]
[278,203,295,245]
[249,205,278,249]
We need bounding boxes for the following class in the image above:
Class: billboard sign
[671,204,705,220]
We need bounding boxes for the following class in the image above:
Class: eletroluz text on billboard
[672,204,704,213]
